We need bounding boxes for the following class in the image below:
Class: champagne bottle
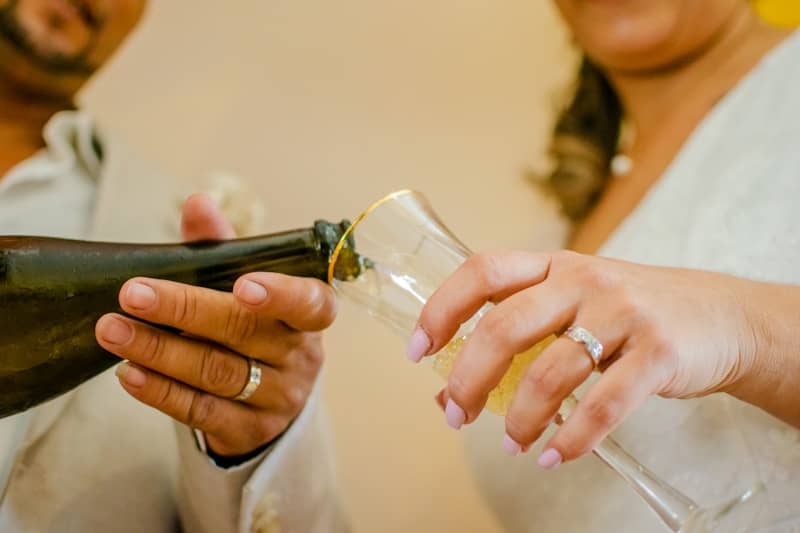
[0,220,358,418]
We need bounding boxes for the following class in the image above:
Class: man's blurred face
[0,0,147,99]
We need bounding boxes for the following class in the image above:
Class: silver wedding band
[564,325,604,368]
[234,358,262,402]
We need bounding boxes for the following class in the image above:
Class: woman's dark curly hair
[543,57,623,222]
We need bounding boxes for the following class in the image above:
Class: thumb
[181,193,237,241]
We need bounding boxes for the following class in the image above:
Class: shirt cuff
[191,429,273,469]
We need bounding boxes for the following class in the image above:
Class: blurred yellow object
[755,0,800,27]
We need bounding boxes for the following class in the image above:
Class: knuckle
[574,260,618,291]
[172,287,198,326]
[579,264,607,289]
[613,289,642,322]
[281,342,324,383]
[479,306,522,343]
[467,253,503,294]
[447,371,475,408]
[223,304,258,345]
[582,396,622,430]
[199,347,243,392]
[505,415,538,445]
[301,281,323,312]
[654,333,677,357]
[302,283,335,326]
[551,249,580,267]
[139,330,166,366]
[153,378,175,408]
[557,439,590,461]
[316,289,338,327]
[186,393,217,429]
[642,324,677,363]
[250,416,282,445]
[523,359,564,400]
[651,342,677,369]
[283,385,308,410]
[299,341,325,372]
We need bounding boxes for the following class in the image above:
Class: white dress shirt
[0,110,101,494]
[0,110,346,533]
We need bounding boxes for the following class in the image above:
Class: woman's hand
[95,194,336,457]
[408,250,770,469]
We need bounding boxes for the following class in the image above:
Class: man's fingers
[114,362,287,456]
[117,277,308,360]
[181,193,237,241]
[233,273,337,331]
[96,314,306,410]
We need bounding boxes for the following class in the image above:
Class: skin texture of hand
[94,194,336,457]
[408,250,800,469]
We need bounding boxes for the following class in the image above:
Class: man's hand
[95,194,336,456]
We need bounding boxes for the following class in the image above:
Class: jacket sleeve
[173,389,349,533]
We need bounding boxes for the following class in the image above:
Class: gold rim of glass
[327,189,418,284]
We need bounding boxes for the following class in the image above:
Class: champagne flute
[328,189,764,533]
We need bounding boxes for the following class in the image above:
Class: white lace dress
[464,31,800,533]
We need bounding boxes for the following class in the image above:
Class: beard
[0,0,96,76]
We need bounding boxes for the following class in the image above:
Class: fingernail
[406,328,431,363]
[503,434,522,456]
[236,279,268,305]
[537,448,563,470]
[116,362,146,388]
[99,316,132,345]
[445,399,466,430]
[126,282,156,310]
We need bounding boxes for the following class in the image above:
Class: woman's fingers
[410,251,554,361]
[441,281,580,426]
[502,308,630,453]
[501,337,596,453]
[541,349,672,465]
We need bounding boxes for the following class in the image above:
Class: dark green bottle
[0,220,356,418]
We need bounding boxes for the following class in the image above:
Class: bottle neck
[176,219,354,289]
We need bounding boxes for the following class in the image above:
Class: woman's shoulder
[692,30,800,144]
[600,32,800,280]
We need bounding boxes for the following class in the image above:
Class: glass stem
[592,436,699,532]
[557,397,699,532]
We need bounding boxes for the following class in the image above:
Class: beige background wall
[81,2,573,531]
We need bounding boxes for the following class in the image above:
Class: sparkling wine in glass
[328,189,763,533]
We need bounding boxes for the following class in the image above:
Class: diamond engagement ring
[564,326,604,368]
[233,358,262,401]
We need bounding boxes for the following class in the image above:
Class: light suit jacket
[0,130,346,533]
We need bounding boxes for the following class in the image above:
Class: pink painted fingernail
[503,434,522,456]
[538,448,563,470]
[116,362,146,388]
[406,328,431,363]
[445,399,466,430]
[126,282,156,310]
[99,316,132,345]
[237,280,268,305]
